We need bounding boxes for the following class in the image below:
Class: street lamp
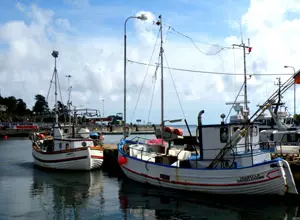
[124,14,148,139]
[284,65,296,117]
[102,99,104,118]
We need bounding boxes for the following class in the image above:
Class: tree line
[0,94,300,125]
[0,94,69,122]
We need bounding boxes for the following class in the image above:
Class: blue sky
[0,0,249,38]
[0,0,300,125]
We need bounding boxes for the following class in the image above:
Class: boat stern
[89,146,104,170]
[281,159,298,195]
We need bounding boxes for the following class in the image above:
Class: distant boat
[31,51,103,171]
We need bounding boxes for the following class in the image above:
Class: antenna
[239,19,243,44]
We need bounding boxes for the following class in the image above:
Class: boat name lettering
[237,174,264,183]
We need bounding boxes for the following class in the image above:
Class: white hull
[118,146,297,195]
[32,147,103,171]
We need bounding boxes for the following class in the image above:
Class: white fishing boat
[31,51,103,171]
[118,15,298,196]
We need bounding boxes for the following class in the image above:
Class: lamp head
[52,50,59,58]
[137,14,147,21]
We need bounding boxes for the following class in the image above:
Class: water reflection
[31,167,104,219]
[119,179,300,220]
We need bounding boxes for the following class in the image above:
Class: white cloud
[55,18,73,32]
[1,1,300,124]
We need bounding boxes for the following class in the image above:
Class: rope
[163,53,186,119]
[127,60,294,76]
[147,74,157,124]
[129,29,161,122]
[164,24,230,56]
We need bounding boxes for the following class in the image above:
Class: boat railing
[259,140,300,158]
[127,136,153,144]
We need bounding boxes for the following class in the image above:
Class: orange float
[164,126,174,133]
[173,128,183,136]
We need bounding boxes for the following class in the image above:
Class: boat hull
[32,146,103,171]
[118,145,295,196]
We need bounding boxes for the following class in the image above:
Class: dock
[102,144,123,176]
[0,124,155,137]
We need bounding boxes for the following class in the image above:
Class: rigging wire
[127,60,294,76]
[147,27,171,124]
[163,53,186,119]
[225,82,245,123]
[165,24,231,56]
[147,70,158,124]
[129,28,161,122]
[233,47,237,96]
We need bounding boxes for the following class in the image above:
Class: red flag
[248,47,252,53]
[295,74,300,84]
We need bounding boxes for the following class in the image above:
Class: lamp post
[102,99,104,118]
[123,14,147,139]
[284,65,296,117]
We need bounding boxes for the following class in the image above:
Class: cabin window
[287,134,297,142]
[82,142,87,147]
[270,134,274,141]
[220,127,228,143]
[64,129,68,133]
[59,142,62,149]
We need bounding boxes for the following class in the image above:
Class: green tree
[32,94,49,114]
[52,101,68,122]
[294,114,300,125]
[3,96,17,113]
[16,99,27,116]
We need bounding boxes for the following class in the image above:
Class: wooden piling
[102,144,124,177]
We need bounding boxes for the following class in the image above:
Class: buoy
[4,135,8,140]
[173,128,183,136]
[118,156,127,165]
[164,126,174,133]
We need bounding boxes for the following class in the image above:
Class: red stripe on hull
[121,165,281,187]
[91,155,103,159]
[32,154,87,163]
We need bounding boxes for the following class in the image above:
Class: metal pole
[293,68,296,117]
[243,43,248,120]
[102,99,104,118]
[123,16,136,139]
[158,15,164,143]
[123,15,147,139]
[54,56,58,124]
[284,66,296,117]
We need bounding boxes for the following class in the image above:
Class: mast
[156,15,164,142]
[274,77,282,115]
[232,39,252,152]
[232,39,252,120]
[52,51,59,124]
[66,74,72,123]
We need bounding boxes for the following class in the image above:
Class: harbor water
[1,126,300,219]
